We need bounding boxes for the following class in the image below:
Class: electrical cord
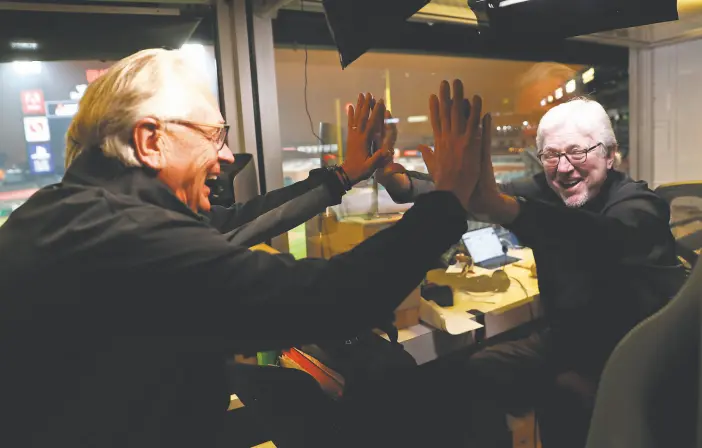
[502,240,540,445]
[504,238,539,445]
[508,275,531,310]
[507,270,539,446]
[301,1,323,146]
[299,0,333,259]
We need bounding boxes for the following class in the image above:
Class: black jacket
[0,148,467,448]
[393,170,679,374]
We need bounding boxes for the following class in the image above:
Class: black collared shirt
[0,148,467,447]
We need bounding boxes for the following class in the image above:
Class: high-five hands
[342,93,393,185]
[373,110,405,184]
[469,112,521,224]
[419,80,483,211]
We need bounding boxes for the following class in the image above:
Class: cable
[506,270,538,444]
[508,274,532,313]
[301,0,322,146]
[508,275,529,300]
[298,1,330,260]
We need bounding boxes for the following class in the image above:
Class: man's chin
[562,193,588,208]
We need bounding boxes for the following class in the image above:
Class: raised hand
[373,110,406,184]
[469,112,521,224]
[419,80,483,210]
[341,93,391,185]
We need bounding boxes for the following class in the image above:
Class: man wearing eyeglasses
[0,48,489,448]
[378,98,680,447]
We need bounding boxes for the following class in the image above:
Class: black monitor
[322,0,678,68]
[468,0,678,43]
[322,0,430,69]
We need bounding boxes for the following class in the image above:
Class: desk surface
[392,248,540,364]
[423,248,538,317]
[455,248,539,315]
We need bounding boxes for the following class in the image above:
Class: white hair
[536,97,621,167]
[65,48,210,168]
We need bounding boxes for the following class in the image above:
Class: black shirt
[398,169,679,373]
[503,171,678,372]
[0,148,467,447]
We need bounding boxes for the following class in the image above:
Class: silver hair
[536,97,621,166]
[65,48,210,168]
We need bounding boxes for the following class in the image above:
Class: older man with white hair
[0,48,485,448]
[378,97,680,447]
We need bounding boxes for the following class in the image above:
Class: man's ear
[606,144,618,170]
[133,117,164,170]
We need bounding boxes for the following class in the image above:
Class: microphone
[501,242,509,270]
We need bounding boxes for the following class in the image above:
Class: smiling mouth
[559,179,582,190]
[204,174,220,197]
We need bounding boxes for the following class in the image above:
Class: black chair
[586,260,701,448]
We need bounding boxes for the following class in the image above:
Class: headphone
[451,240,513,293]
[461,269,511,293]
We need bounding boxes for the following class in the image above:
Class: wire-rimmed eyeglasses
[163,119,230,151]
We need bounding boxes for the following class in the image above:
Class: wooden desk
[447,248,539,316]
[389,249,541,365]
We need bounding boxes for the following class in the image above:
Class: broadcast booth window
[0,5,218,227]
[271,3,635,259]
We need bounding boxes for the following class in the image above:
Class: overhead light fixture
[555,87,564,100]
[499,0,530,6]
[540,99,547,107]
[385,118,400,124]
[181,43,204,52]
[522,121,529,126]
[565,79,577,93]
[582,67,595,84]
[12,61,42,75]
[547,95,554,103]
[11,41,38,51]
[407,115,428,123]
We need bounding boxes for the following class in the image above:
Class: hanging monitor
[322,0,430,69]
[467,0,678,43]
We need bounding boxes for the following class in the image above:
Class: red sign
[20,90,45,115]
[86,69,109,83]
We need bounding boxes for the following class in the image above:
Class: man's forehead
[187,91,224,123]
[541,124,595,149]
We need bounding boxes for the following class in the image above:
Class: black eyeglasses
[538,142,603,168]
[163,119,230,151]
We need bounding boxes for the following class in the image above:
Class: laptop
[461,227,521,270]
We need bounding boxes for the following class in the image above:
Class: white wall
[639,39,702,187]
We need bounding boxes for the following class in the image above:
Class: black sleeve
[124,191,467,352]
[206,168,346,247]
[385,171,436,204]
[507,193,675,265]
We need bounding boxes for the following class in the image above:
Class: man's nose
[218,144,235,164]
[557,154,575,173]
